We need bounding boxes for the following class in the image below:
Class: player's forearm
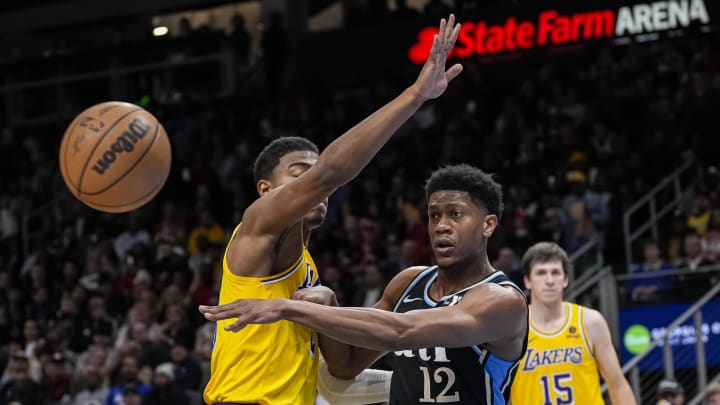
[284,300,414,352]
[316,87,425,185]
[608,381,637,405]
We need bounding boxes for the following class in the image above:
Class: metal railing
[622,156,701,270]
[568,236,604,286]
[605,278,720,404]
[688,372,720,405]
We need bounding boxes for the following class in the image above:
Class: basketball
[59,101,172,213]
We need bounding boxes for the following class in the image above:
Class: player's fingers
[445,64,463,82]
[438,18,446,46]
[444,14,455,44]
[224,319,247,332]
[450,22,461,48]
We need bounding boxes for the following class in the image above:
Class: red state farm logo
[408,0,710,64]
[409,10,614,64]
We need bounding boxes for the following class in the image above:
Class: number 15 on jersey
[540,373,573,405]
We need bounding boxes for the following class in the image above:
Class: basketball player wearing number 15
[510,242,636,405]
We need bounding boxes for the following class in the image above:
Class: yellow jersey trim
[529,302,572,337]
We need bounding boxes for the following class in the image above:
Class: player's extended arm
[585,309,637,405]
[242,15,463,236]
[305,267,426,379]
[199,282,526,352]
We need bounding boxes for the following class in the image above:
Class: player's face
[427,191,497,268]
[707,392,720,405]
[524,260,568,304]
[270,150,327,228]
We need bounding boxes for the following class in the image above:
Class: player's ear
[257,179,272,196]
[482,214,498,238]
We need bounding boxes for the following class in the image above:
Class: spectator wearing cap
[706,382,720,405]
[143,362,189,405]
[657,379,685,405]
[72,364,108,405]
[170,331,201,391]
[122,382,143,405]
[105,354,150,405]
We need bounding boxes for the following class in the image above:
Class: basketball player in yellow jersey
[203,14,464,405]
[511,242,636,405]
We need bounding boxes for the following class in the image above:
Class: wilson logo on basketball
[91,118,152,175]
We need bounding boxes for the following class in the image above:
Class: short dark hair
[253,137,319,183]
[424,164,503,217]
[521,242,571,277]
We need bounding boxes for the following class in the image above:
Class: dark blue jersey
[389,267,527,405]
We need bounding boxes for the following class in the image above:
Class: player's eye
[429,212,440,220]
[452,210,462,218]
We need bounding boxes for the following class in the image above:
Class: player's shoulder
[578,305,607,329]
[387,266,431,287]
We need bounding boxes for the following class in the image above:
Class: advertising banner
[619,300,720,371]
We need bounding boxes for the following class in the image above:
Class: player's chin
[433,255,457,268]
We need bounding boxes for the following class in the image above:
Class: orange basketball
[59,101,172,213]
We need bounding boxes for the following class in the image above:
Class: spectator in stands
[687,192,712,235]
[169,331,201,391]
[493,246,523,289]
[657,379,685,405]
[706,382,720,405]
[627,240,674,303]
[122,382,143,405]
[674,233,716,300]
[105,353,150,405]
[702,209,720,261]
[0,349,44,404]
[186,211,225,255]
[72,364,108,405]
[143,362,189,405]
[114,213,151,260]
[349,262,386,308]
[676,233,715,271]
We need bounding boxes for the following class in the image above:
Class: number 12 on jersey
[540,373,573,405]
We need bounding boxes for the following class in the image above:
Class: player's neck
[530,299,565,325]
[434,255,494,297]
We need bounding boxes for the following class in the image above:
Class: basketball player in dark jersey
[200,164,529,405]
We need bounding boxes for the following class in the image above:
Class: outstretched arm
[293,267,426,379]
[199,282,526,353]
[242,15,463,237]
[585,308,637,405]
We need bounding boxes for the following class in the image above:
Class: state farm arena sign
[408,0,713,63]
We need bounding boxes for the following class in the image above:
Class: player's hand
[199,299,287,332]
[292,286,338,307]
[412,14,463,102]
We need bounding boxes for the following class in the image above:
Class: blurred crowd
[0,5,718,404]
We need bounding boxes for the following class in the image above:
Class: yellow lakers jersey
[511,302,603,405]
[204,226,321,405]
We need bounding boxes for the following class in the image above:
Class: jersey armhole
[579,306,595,357]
